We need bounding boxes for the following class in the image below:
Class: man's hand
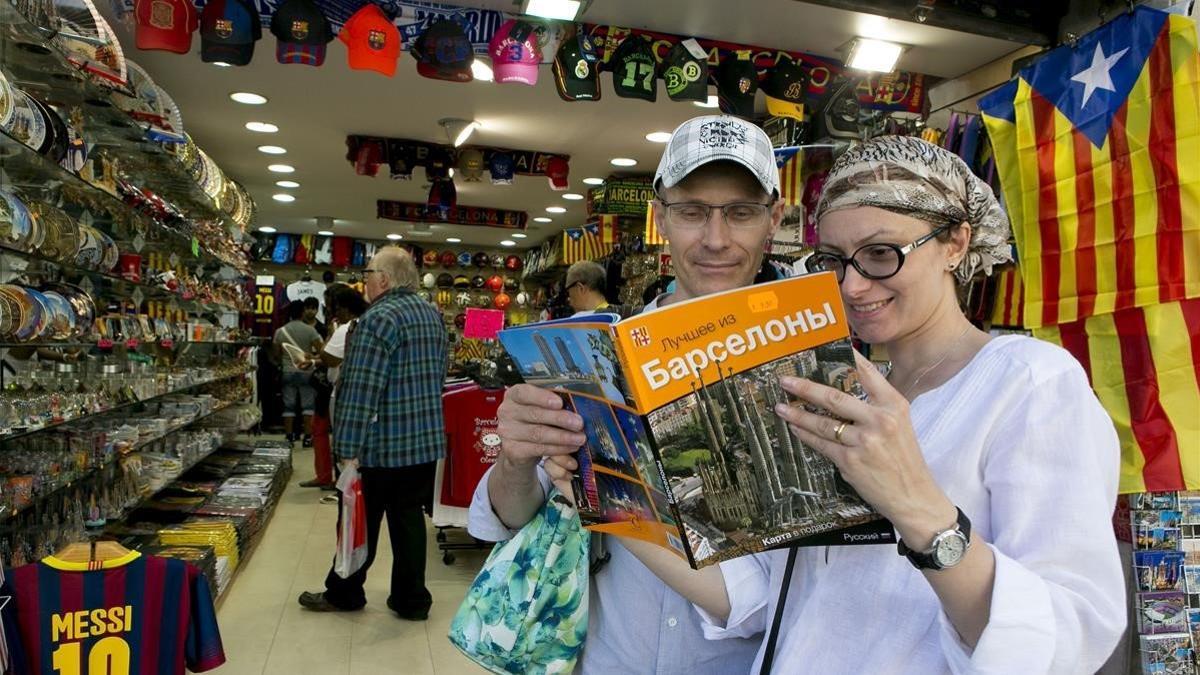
[338,458,359,473]
[496,384,586,468]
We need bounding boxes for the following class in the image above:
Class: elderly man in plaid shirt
[299,246,448,620]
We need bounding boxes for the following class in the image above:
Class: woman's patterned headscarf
[814,135,1012,284]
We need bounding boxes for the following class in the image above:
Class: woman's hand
[774,351,956,550]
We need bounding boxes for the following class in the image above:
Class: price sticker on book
[747,291,779,313]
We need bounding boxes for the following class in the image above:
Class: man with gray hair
[565,260,611,316]
[299,246,448,620]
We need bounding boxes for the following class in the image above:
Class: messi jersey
[3,551,225,674]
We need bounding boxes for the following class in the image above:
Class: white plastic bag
[334,465,368,579]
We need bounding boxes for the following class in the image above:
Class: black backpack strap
[759,546,799,675]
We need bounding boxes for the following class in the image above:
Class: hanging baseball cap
[270,0,333,66]
[427,178,456,221]
[546,156,569,191]
[426,146,453,182]
[135,0,199,54]
[338,4,401,77]
[457,148,485,181]
[489,151,515,185]
[610,34,657,102]
[654,115,779,198]
[716,55,759,118]
[553,26,600,102]
[661,39,709,103]
[488,19,541,86]
[412,17,473,83]
[763,59,809,121]
[200,0,261,66]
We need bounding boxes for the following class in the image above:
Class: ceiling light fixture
[471,61,494,81]
[245,122,278,133]
[272,194,295,203]
[582,177,605,185]
[500,240,517,247]
[522,0,581,21]
[212,61,232,68]
[446,237,462,243]
[645,132,672,143]
[317,230,334,236]
[610,157,637,167]
[268,164,295,173]
[275,180,300,188]
[546,206,567,213]
[693,95,719,108]
[512,233,528,239]
[533,217,553,223]
[845,37,904,73]
[386,233,403,241]
[258,226,277,233]
[562,193,584,201]
[257,145,287,155]
[229,92,267,105]
[440,118,481,147]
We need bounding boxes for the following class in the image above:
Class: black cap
[270,0,332,66]
[716,55,759,118]
[412,18,473,83]
[661,40,708,102]
[763,59,809,120]
[609,34,657,102]
[553,28,600,101]
[200,0,261,66]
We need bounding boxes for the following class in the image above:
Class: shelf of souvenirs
[0,125,248,273]
[0,361,254,444]
[0,385,257,526]
[0,0,254,239]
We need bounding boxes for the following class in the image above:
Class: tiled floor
[212,446,491,674]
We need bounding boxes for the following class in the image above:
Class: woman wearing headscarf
[609,137,1126,673]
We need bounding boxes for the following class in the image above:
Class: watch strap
[897,507,971,570]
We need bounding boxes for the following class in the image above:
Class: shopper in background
[468,115,781,673]
[272,301,323,448]
[299,247,448,621]
[302,296,323,335]
[564,260,611,316]
[607,136,1125,673]
[299,284,360,491]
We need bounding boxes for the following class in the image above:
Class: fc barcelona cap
[270,0,333,67]
[338,4,401,77]
[763,59,809,121]
[552,27,600,101]
[654,115,779,198]
[413,17,474,83]
[610,33,657,102]
[134,0,199,54]
[488,19,541,86]
[716,55,760,118]
[661,39,708,103]
[200,0,262,66]
[489,151,515,184]
[545,156,569,190]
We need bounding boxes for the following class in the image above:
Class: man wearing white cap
[467,115,783,672]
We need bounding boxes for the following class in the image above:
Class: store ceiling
[98,0,1028,251]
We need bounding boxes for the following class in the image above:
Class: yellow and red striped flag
[775,147,804,207]
[989,265,1026,328]
[980,7,1200,330]
[644,202,667,246]
[1035,298,1200,493]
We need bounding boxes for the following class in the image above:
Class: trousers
[323,462,436,612]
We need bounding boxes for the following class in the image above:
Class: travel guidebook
[497,273,892,569]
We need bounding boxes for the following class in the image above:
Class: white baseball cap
[654,115,779,198]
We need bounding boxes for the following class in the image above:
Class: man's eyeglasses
[658,200,774,229]
[566,281,584,292]
[362,269,382,276]
[804,225,951,283]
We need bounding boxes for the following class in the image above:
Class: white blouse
[698,335,1127,674]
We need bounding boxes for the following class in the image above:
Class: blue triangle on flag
[978,79,1019,123]
[566,229,583,240]
[773,147,801,168]
[583,223,599,235]
[1020,6,1169,149]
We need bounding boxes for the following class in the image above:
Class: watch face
[933,532,969,568]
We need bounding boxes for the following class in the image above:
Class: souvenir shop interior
[0,0,1197,672]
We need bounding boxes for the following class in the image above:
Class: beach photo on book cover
[647,341,878,566]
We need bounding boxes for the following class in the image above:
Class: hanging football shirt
[287,279,327,321]
[1,551,225,675]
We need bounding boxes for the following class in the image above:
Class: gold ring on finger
[834,421,848,443]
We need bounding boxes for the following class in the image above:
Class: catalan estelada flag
[1035,298,1200,493]
[979,7,1200,330]
[989,265,1026,328]
[775,147,804,207]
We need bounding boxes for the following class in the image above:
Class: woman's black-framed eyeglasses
[804,225,951,283]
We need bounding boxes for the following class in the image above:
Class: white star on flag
[1071,43,1130,107]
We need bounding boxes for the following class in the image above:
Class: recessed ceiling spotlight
[212,61,233,68]
[546,206,567,213]
[471,61,494,81]
[230,92,267,105]
[693,95,719,108]
[533,217,553,223]
[582,177,605,185]
[446,237,462,243]
[512,233,527,238]
[645,132,672,143]
[245,122,278,133]
[562,193,584,201]
[258,145,287,155]
[258,226,277,233]
[846,37,904,73]
[272,194,295,203]
[500,240,517,247]
[386,233,403,240]
[440,118,481,147]
[268,164,295,173]
[275,180,299,188]
[317,230,333,236]
[610,157,637,167]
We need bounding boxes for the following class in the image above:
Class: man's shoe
[320,494,338,504]
[299,479,332,489]
[298,591,361,612]
[302,435,313,448]
[387,597,430,621]
[320,483,338,492]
